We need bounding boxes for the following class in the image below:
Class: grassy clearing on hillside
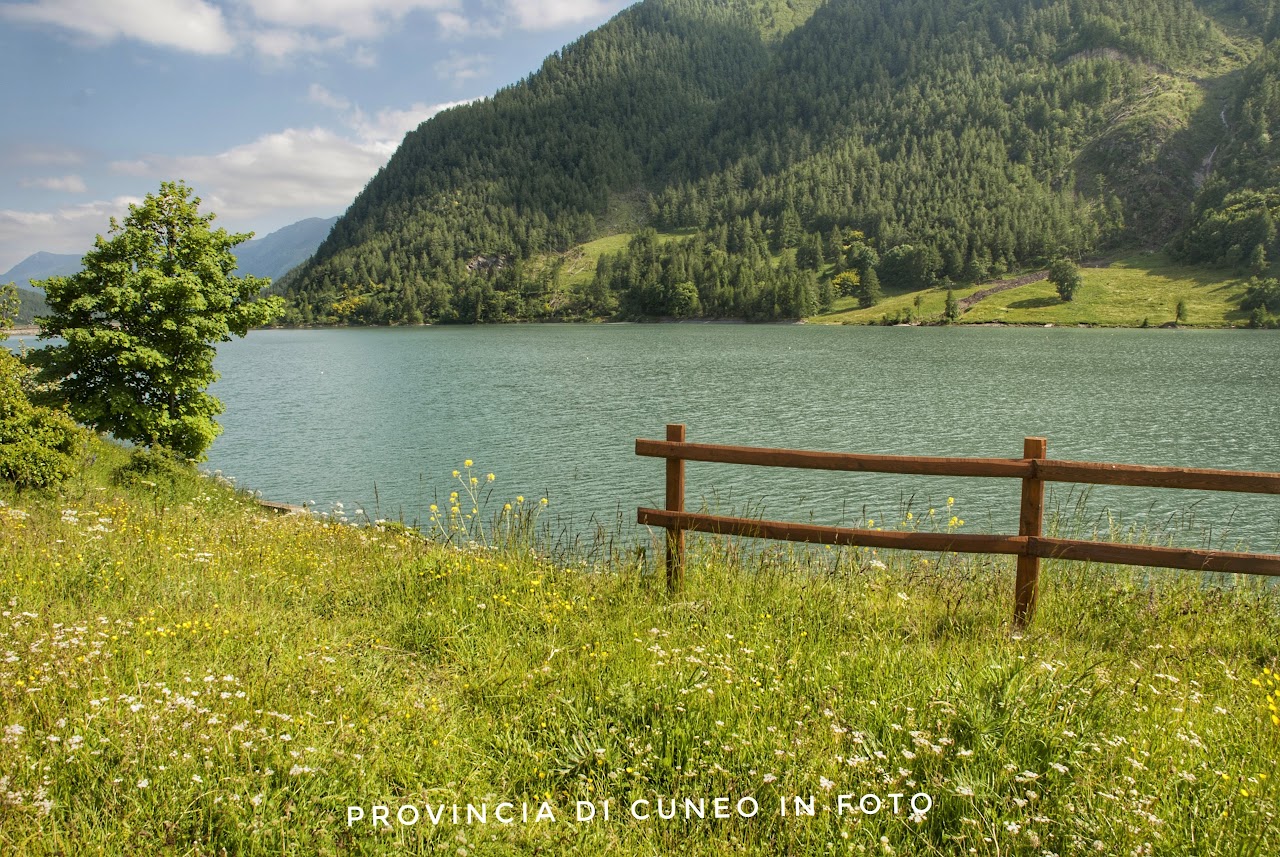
[1,441,1277,855]
[816,254,1256,327]
[960,254,1254,327]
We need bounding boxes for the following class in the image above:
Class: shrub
[0,349,85,489]
[112,446,193,488]
[1048,258,1082,301]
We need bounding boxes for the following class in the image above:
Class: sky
[0,0,632,272]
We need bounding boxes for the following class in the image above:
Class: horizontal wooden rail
[637,426,1280,627]
[638,509,1280,577]
[635,439,1280,494]
[635,439,1032,478]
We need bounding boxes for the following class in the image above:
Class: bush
[1049,258,1082,301]
[0,349,85,489]
[112,445,193,488]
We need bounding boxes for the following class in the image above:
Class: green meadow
[0,441,1277,855]
[817,254,1257,328]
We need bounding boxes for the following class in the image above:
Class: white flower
[763,773,778,784]
[819,776,835,791]
[137,779,150,789]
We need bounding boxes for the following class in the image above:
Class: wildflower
[947,497,955,506]
[763,773,778,784]
[452,470,460,478]
[137,779,150,789]
[486,473,495,482]
[820,776,835,791]
[540,498,548,506]
[464,459,473,468]
[517,496,525,504]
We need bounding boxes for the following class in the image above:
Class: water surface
[203,325,1280,552]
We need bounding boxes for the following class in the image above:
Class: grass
[960,254,1255,328]
[1,440,1277,855]
[815,254,1259,327]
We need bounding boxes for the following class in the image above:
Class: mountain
[1,251,81,291]
[2,215,337,324]
[233,216,338,281]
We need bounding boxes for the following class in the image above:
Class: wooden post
[666,423,686,593]
[1015,436,1047,628]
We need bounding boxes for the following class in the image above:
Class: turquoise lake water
[174,324,1280,553]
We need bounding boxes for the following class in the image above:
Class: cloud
[307,83,351,111]
[0,197,141,273]
[6,145,85,167]
[502,0,625,32]
[2,95,471,271]
[0,0,235,54]
[433,51,492,85]
[239,0,459,41]
[112,97,471,223]
[20,175,88,193]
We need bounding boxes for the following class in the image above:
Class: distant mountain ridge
[232,216,339,282]
[3,216,337,325]
[276,0,1280,324]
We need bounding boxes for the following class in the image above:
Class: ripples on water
[199,325,1280,555]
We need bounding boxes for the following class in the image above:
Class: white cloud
[239,0,458,40]
[111,97,471,223]
[0,0,235,54]
[7,145,85,167]
[433,51,491,85]
[502,0,625,32]
[20,175,88,193]
[434,8,500,39]
[1,96,470,272]
[307,83,351,111]
[248,27,343,59]
[0,197,141,273]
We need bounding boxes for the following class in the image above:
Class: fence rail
[636,425,1280,627]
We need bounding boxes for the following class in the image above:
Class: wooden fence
[636,425,1280,627]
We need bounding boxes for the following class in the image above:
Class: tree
[857,266,883,308]
[943,288,959,323]
[30,182,283,459]
[832,270,861,297]
[1048,258,1082,302]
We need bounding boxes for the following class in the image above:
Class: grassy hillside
[1,440,1277,854]
[815,253,1259,326]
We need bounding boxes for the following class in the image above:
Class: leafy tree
[832,270,860,297]
[944,288,959,323]
[1175,299,1188,323]
[29,182,283,460]
[1048,259,1082,302]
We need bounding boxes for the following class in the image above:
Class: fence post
[1015,436,1048,628]
[666,423,687,593]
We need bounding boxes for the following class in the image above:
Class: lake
[164,324,1280,554]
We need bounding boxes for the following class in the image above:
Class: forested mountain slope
[280,0,1279,324]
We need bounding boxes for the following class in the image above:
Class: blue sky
[0,0,631,271]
